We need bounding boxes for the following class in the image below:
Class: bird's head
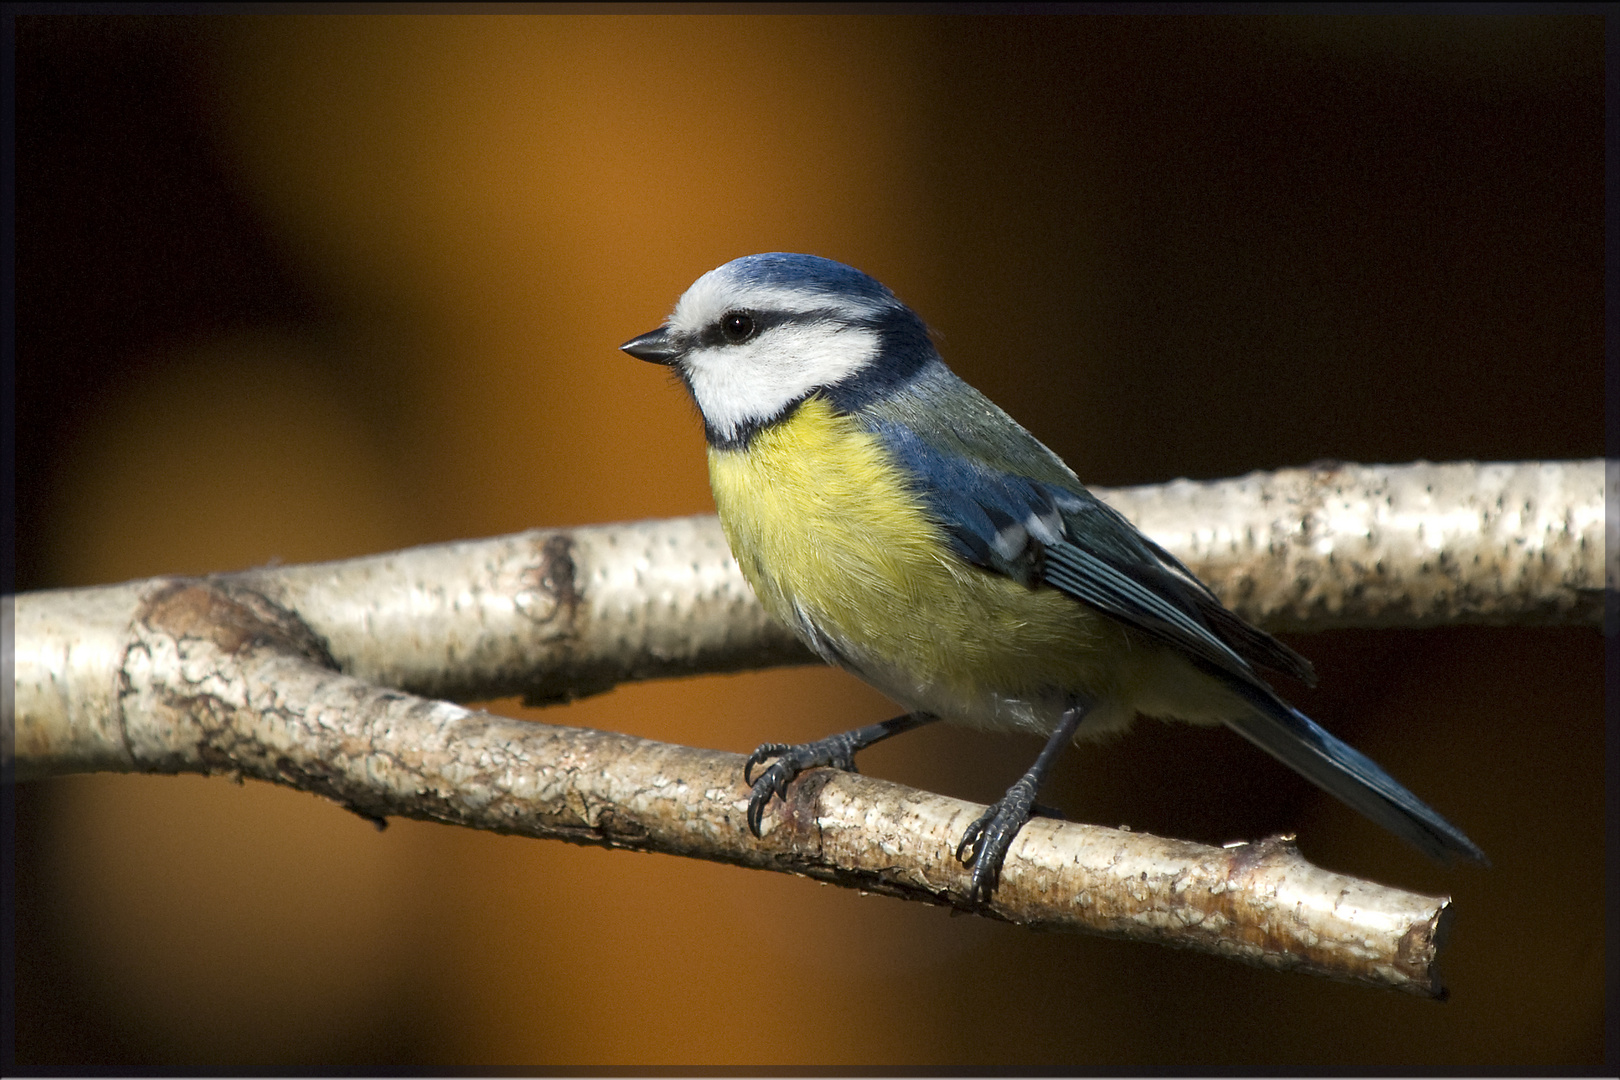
[622,253,934,447]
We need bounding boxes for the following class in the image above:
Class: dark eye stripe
[694,306,880,349]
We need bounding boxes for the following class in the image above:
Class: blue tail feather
[1222,690,1487,865]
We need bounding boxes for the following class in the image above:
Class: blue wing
[862,408,1486,865]
[866,415,1313,690]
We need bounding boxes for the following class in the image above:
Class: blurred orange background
[11,11,1605,1074]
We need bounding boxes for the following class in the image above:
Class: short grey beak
[621,327,683,365]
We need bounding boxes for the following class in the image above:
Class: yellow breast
[706,396,1140,730]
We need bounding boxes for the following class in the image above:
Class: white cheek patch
[682,322,879,438]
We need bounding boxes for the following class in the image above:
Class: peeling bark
[14,577,1453,995]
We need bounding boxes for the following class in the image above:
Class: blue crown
[721,253,902,308]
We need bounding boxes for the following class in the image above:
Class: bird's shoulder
[854,362,1153,577]
[852,364,1315,688]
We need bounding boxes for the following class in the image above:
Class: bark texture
[10,459,1600,998]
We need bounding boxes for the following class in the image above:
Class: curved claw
[740,716,931,840]
[956,813,990,866]
[745,757,799,837]
[741,736,866,838]
[743,743,791,787]
[955,702,1084,905]
[967,859,999,906]
[955,786,1037,904]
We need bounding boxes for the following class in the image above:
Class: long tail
[1223,686,1488,865]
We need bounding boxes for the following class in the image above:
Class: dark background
[11,12,1606,1073]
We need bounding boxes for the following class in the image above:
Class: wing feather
[853,381,1483,865]
[864,411,1312,689]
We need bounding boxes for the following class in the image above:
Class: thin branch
[1115,459,1607,633]
[6,459,1603,997]
[32,458,1598,713]
[228,458,1617,693]
[9,579,1453,996]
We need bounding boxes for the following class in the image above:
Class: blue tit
[623,252,1485,901]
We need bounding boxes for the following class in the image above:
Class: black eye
[720,311,756,343]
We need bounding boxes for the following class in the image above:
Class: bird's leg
[956,700,1089,904]
[745,712,939,837]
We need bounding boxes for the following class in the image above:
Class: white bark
[16,459,1595,725]
[5,459,1604,998]
[1114,459,1607,632]
[7,578,1454,995]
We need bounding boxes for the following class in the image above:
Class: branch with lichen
[5,459,1607,998]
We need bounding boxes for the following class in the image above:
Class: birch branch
[8,577,1454,996]
[23,458,1601,716]
[5,459,1604,998]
